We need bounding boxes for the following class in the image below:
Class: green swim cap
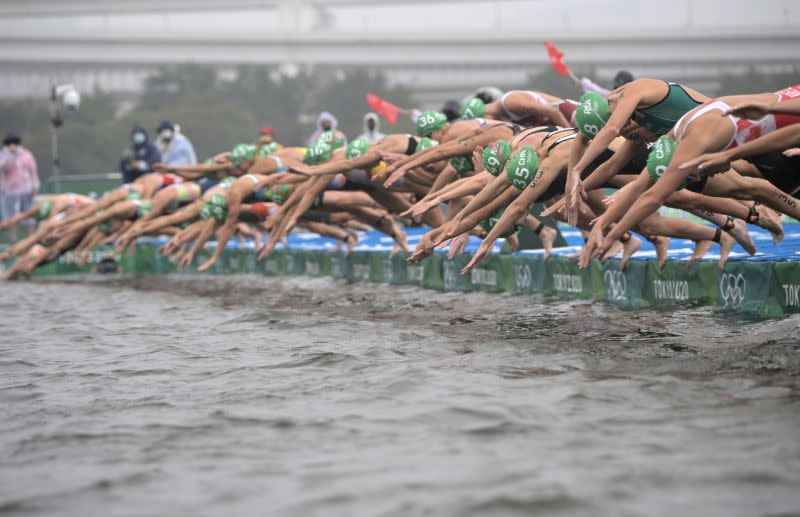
[460,98,487,119]
[35,201,54,221]
[646,135,688,189]
[231,143,257,165]
[135,201,153,218]
[480,206,518,238]
[304,142,333,165]
[346,138,370,159]
[270,184,291,205]
[505,146,541,191]
[575,92,610,139]
[317,130,346,150]
[259,142,279,156]
[416,111,448,137]
[199,203,212,221]
[199,193,229,222]
[482,140,512,177]
[416,137,439,152]
[449,155,474,175]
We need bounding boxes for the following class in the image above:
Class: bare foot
[755,205,784,244]
[725,218,756,255]
[652,236,670,271]
[344,232,358,257]
[539,226,557,261]
[718,232,736,270]
[688,240,714,267]
[599,240,623,264]
[619,235,643,271]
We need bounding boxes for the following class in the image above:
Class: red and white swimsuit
[675,84,800,151]
[159,173,183,188]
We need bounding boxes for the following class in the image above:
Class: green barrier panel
[421,254,444,290]
[601,259,649,309]
[643,260,716,308]
[466,254,514,293]
[511,255,546,295]
[543,257,600,300]
[719,260,782,318]
[262,251,289,276]
[7,238,800,318]
[303,251,331,277]
[330,252,349,279]
[773,262,800,314]
[348,252,373,283]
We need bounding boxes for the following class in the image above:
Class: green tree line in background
[1,63,798,186]
[0,65,418,184]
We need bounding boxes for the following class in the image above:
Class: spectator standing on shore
[0,134,39,241]
[120,124,160,184]
[154,120,197,166]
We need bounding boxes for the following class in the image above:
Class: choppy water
[1,276,800,517]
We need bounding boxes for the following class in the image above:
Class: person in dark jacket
[120,124,160,184]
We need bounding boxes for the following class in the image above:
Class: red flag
[366,92,399,125]
[544,41,572,78]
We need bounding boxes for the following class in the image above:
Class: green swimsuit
[633,82,703,135]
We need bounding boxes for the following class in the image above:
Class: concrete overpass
[0,0,798,103]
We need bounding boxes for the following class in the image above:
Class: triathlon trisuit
[634,81,704,135]
[159,173,182,188]
[240,202,278,223]
[196,177,219,194]
[500,91,549,122]
[534,129,622,202]
[675,85,800,151]
[500,91,573,125]
[165,182,202,203]
[405,134,419,155]
[130,200,153,220]
[511,125,560,148]
[673,84,800,194]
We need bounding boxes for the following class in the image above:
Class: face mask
[132,133,146,145]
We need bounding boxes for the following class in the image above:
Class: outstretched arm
[680,123,800,172]
[572,89,642,181]
[0,203,40,230]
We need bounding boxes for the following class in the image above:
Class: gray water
[1,276,799,517]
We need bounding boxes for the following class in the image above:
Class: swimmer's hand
[447,233,470,259]
[177,251,195,270]
[471,146,485,174]
[196,256,216,272]
[783,147,800,157]
[578,224,606,269]
[402,198,437,221]
[679,150,732,177]
[565,177,588,227]
[461,243,490,276]
[289,163,314,176]
[723,101,771,120]
[382,168,407,189]
[540,197,564,218]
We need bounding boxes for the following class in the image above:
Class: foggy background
[0,0,798,189]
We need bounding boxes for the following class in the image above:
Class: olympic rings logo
[604,270,628,300]
[719,273,746,308]
[514,264,532,290]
